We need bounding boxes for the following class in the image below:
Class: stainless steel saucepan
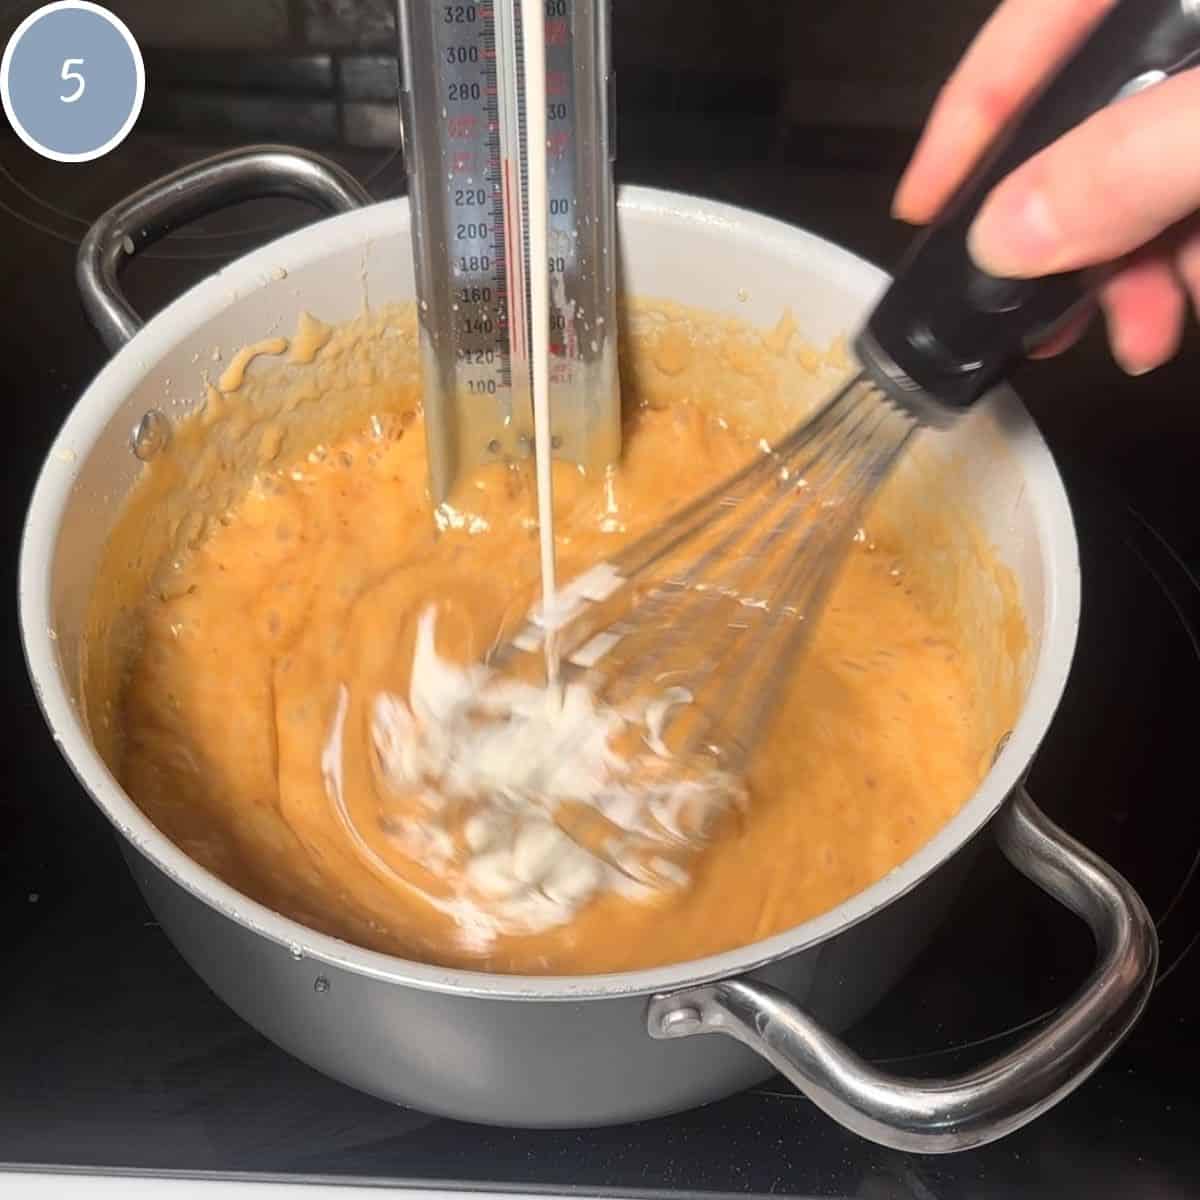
[19,145,1156,1153]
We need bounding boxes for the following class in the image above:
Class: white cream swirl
[323,606,745,948]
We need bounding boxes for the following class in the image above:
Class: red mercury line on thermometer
[397,0,620,507]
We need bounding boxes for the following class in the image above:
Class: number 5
[60,59,85,104]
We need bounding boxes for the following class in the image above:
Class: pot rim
[18,185,1081,1001]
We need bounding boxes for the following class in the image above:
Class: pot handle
[77,144,373,353]
[648,787,1157,1154]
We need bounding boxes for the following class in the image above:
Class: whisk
[498,375,916,773]
[495,0,1200,777]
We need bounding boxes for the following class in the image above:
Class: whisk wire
[573,385,865,708]
[649,383,908,762]
[698,397,916,765]
[496,373,918,773]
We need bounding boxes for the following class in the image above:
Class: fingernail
[968,184,1061,278]
[1116,355,1155,378]
[891,183,919,224]
[891,176,917,222]
[1112,338,1157,377]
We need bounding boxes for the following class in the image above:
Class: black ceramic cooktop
[2,126,1199,1199]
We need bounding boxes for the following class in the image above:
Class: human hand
[893,0,1200,376]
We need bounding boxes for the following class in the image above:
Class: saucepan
[18,145,1156,1153]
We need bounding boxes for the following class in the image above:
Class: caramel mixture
[89,303,1022,975]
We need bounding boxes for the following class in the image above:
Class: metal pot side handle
[77,145,374,353]
[648,787,1158,1154]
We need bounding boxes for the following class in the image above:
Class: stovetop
[2,124,1199,1199]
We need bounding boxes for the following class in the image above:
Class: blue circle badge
[1,2,144,163]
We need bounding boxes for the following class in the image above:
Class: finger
[1175,219,1200,320]
[1027,306,1094,360]
[893,0,1114,223]
[968,67,1200,278]
[1030,221,1194,367]
[1099,254,1187,376]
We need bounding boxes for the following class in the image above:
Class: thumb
[968,66,1200,278]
